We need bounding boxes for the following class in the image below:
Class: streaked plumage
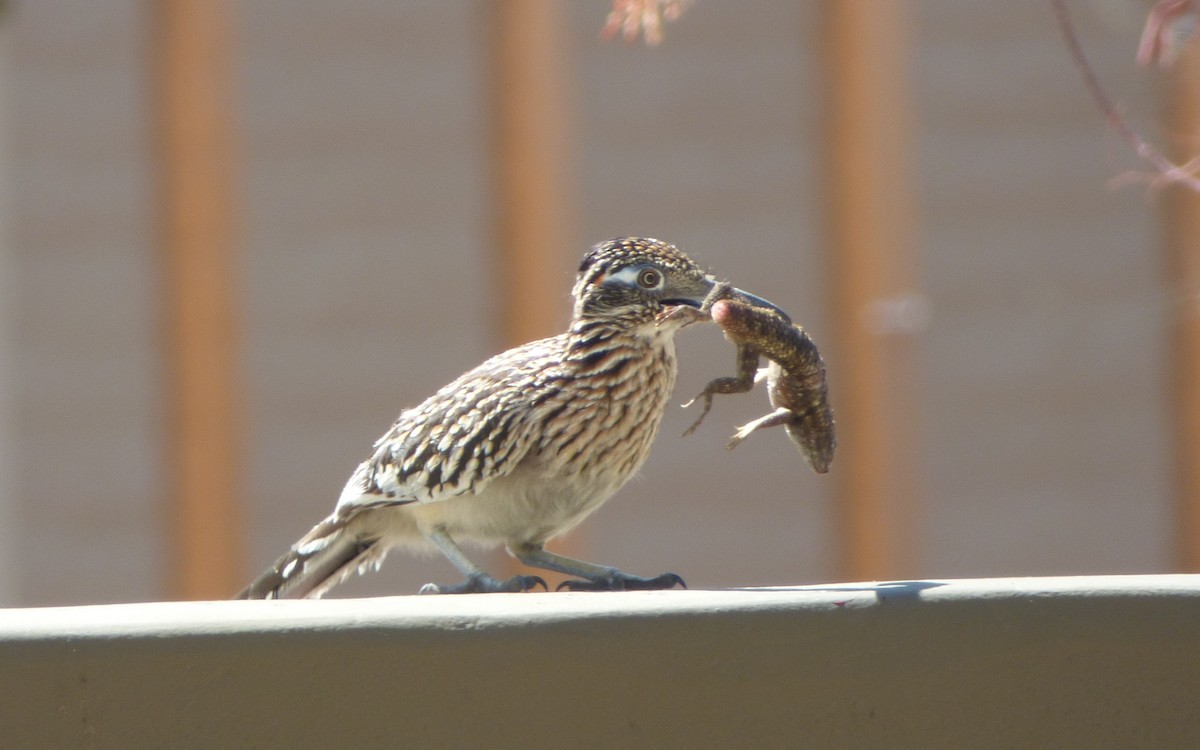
[238,237,733,599]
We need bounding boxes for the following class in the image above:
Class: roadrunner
[238,237,779,598]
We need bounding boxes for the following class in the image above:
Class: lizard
[673,282,836,474]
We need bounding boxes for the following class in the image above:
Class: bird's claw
[419,572,548,595]
[523,575,550,592]
[556,571,686,592]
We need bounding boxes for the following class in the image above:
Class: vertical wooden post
[156,0,243,599]
[823,0,920,581]
[488,1,576,581]
[1165,44,1200,571]
[489,0,574,347]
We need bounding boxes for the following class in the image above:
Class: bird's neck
[565,315,669,358]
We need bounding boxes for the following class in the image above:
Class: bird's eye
[636,268,662,289]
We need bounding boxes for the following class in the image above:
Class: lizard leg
[727,407,795,449]
[681,344,761,436]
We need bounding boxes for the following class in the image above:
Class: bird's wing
[335,335,568,513]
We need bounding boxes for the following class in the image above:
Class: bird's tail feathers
[235,514,385,600]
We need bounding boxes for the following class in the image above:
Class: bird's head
[571,238,717,330]
[571,237,787,334]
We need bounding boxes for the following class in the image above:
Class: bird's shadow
[727,580,948,604]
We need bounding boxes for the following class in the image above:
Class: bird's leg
[512,543,685,592]
[420,528,547,594]
[681,344,761,436]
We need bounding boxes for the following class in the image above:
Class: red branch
[1050,0,1200,192]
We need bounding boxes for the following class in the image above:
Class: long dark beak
[665,278,793,323]
[693,275,793,323]
[725,287,792,323]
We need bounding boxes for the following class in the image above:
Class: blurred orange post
[489,0,575,346]
[823,0,921,581]
[1166,44,1200,571]
[488,1,576,579]
[156,0,243,599]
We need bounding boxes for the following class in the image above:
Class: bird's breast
[533,336,678,486]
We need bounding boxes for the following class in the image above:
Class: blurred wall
[7,1,162,604]
[0,0,1173,605]
[0,16,16,600]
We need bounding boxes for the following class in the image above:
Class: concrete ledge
[3,575,1199,748]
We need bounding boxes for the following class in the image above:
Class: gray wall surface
[0,0,1174,605]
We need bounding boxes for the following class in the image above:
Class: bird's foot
[419,571,547,595]
[556,570,686,592]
